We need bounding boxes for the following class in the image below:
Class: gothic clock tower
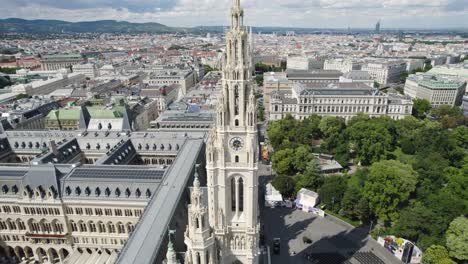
[184,0,259,263]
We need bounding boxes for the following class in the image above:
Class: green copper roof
[88,106,125,118]
[46,109,80,120]
[418,79,463,90]
[46,106,125,121]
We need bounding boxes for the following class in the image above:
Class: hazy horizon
[1,0,467,29]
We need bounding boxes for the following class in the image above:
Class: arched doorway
[0,247,7,264]
[15,246,26,261]
[7,246,16,261]
[59,248,70,261]
[24,246,34,259]
[36,247,47,263]
[48,248,60,263]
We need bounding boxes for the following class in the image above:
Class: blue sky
[1,0,467,28]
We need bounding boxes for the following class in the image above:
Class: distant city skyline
[0,0,467,29]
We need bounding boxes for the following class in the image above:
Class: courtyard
[260,205,403,264]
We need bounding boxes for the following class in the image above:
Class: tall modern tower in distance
[375,20,381,33]
[184,0,259,263]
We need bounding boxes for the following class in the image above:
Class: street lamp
[369,220,374,234]
[331,196,335,212]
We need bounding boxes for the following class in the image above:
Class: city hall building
[0,129,205,264]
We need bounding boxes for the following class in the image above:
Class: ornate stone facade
[184,0,259,263]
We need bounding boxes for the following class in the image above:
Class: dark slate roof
[95,139,137,165]
[0,138,12,158]
[287,70,343,79]
[79,105,91,130]
[32,139,81,164]
[22,164,63,194]
[298,82,372,90]
[0,168,29,180]
[65,166,166,182]
[22,101,60,119]
[301,89,375,96]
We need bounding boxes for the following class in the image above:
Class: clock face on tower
[229,137,244,151]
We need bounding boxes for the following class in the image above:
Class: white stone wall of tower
[184,0,259,263]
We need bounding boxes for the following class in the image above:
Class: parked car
[273,238,281,254]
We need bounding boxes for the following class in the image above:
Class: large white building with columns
[269,82,413,121]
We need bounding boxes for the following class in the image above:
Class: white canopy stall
[295,188,322,215]
[265,183,283,207]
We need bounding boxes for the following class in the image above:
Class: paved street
[259,204,403,264]
[257,162,401,264]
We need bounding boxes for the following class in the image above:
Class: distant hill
[0,18,175,34]
[1,18,467,35]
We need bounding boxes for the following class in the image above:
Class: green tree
[446,216,468,261]
[271,176,296,197]
[319,175,347,213]
[295,159,322,192]
[257,103,265,122]
[341,169,370,221]
[430,105,462,119]
[15,93,30,100]
[412,99,431,118]
[424,64,433,72]
[319,116,346,151]
[363,160,417,223]
[267,114,297,150]
[203,64,216,74]
[393,202,446,249]
[0,67,17,74]
[271,148,295,175]
[347,118,394,165]
[394,86,404,95]
[292,145,314,173]
[422,245,455,264]
[341,186,363,220]
[255,75,264,86]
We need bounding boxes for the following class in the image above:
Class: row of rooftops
[0,163,165,201]
[40,54,84,61]
[0,130,199,165]
[0,136,204,203]
[271,82,412,103]
[407,73,467,90]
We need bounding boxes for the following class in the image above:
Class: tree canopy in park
[422,245,456,264]
[266,112,467,261]
[446,216,468,261]
[363,160,417,222]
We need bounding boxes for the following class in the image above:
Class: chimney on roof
[49,140,58,155]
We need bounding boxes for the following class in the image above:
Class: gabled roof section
[22,164,62,194]
[79,105,91,130]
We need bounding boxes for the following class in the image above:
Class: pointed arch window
[234,85,239,115]
[231,177,236,212]
[238,178,244,212]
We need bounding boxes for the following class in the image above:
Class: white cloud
[0,0,466,28]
